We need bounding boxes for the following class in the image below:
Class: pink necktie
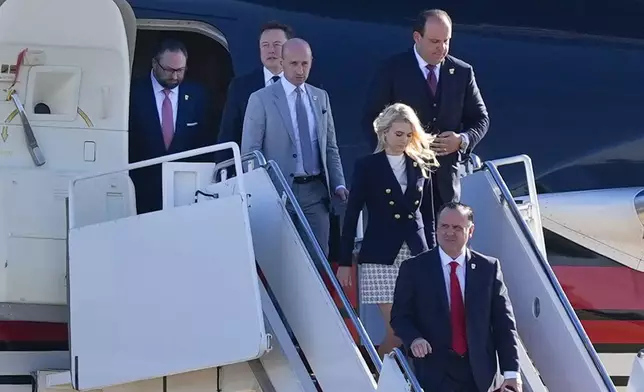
[161,89,174,149]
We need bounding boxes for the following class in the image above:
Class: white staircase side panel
[376,355,411,391]
[628,353,644,392]
[258,282,318,392]
[67,195,268,390]
[461,170,609,392]
[203,168,378,392]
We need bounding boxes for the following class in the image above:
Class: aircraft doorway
[130,19,234,145]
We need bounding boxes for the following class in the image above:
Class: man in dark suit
[362,9,489,214]
[216,21,294,164]
[391,202,521,392]
[129,39,209,214]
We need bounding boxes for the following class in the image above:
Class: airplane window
[34,102,51,114]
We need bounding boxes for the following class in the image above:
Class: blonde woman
[336,103,439,358]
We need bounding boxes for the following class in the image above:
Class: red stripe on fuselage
[0,321,67,342]
[581,320,644,344]
[552,266,644,310]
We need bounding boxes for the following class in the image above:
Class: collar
[280,76,305,96]
[413,45,442,71]
[150,71,179,95]
[263,67,283,84]
[438,246,466,268]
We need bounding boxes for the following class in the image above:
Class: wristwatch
[458,133,469,153]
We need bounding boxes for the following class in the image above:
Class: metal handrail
[391,347,423,391]
[264,160,383,373]
[68,142,246,229]
[483,162,617,392]
[487,154,546,255]
[215,150,268,179]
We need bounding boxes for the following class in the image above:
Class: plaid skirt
[359,242,413,304]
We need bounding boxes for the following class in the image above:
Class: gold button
[389,201,394,205]
[385,188,391,194]
[414,200,419,205]
[408,214,413,219]
[394,214,400,219]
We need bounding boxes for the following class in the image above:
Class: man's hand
[430,131,461,156]
[499,378,522,392]
[410,338,432,358]
[335,186,349,201]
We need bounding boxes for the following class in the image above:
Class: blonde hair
[373,103,439,177]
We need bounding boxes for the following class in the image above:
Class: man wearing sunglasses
[129,39,209,214]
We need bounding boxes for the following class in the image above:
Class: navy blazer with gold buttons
[338,151,437,267]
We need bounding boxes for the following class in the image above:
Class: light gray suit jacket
[241,81,346,195]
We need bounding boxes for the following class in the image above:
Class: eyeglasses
[155,60,186,75]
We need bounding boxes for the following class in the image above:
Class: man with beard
[362,9,489,225]
[129,39,209,214]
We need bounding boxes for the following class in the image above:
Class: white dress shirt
[280,77,320,177]
[150,72,178,130]
[263,67,283,87]
[438,246,519,381]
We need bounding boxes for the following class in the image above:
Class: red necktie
[449,261,467,355]
[426,64,438,96]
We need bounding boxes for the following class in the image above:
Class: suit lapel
[271,83,297,146]
[436,57,455,125]
[429,248,450,315]
[174,85,186,137]
[143,77,165,149]
[463,248,479,316]
[403,154,418,197]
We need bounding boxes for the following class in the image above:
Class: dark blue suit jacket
[338,151,436,267]
[363,51,489,209]
[128,76,208,214]
[216,68,264,163]
[391,247,520,392]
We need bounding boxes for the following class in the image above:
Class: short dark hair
[438,201,474,224]
[259,21,295,40]
[413,9,452,36]
[154,39,188,60]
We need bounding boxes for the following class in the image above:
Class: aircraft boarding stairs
[42,144,638,392]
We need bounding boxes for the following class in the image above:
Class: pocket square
[187,122,198,127]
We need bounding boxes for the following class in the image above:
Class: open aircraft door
[0,0,136,337]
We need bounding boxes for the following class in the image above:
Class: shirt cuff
[503,371,520,380]
[335,185,347,193]
[459,133,470,153]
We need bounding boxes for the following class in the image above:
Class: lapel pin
[449,68,455,75]
[413,162,418,167]
[184,94,189,100]
[312,95,318,101]
[471,263,476,270]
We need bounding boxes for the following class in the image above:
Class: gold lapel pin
[449,68,455,75]
[184,94,189,100]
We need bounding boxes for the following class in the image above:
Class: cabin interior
[131,23,234,144]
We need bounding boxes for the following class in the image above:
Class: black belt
[293,174,322,184]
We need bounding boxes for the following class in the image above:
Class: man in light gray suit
[241,38,348,257]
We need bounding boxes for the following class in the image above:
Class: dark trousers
[438,351,479,392]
